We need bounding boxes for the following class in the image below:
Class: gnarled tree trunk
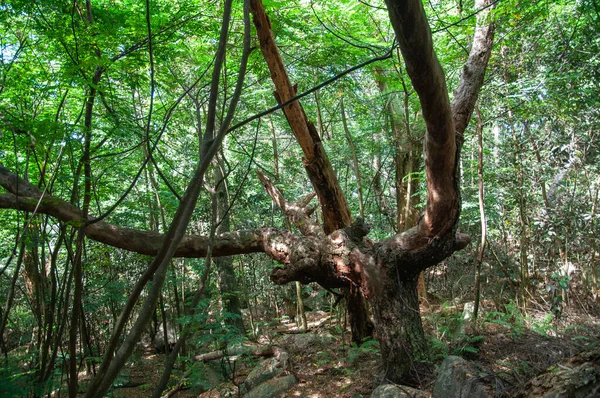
[0,0,495,387]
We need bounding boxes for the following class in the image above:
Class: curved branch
[452,0,497,141]
[257,170,322,237]
[0,164,283,259]
[385,0,457,238]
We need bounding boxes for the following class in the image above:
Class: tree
[0,0,496,390]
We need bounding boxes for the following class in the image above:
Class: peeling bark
[250,0,373,343]
[250,0,351,234]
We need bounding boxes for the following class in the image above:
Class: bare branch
[257,170,323,237]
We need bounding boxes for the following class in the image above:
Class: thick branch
[377,0,493,275]
[385,0,458,237]
[452,0,496,140]
[0,164,289,259]
[250,0,351,234]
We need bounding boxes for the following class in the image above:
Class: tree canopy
[0,0,599,396]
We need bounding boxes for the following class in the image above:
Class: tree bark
[295,282,307,331]
[250,0,351,234]
[250,0,372,343]
[372,274,427,383]
[473,105,487,321]
[215,152,245,333]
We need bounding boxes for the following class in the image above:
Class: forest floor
[105,303,600,398]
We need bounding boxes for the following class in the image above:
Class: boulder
[285,333,335,350]
[433,356,494,398]
[244,357,284,392]
[243,375,297,398]
[371,384,431,398]
[153,323,177,353]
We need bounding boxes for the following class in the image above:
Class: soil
[101,304,599,398]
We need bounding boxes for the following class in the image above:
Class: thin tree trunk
[215,152,245,333]
[473,105,487,321]
[69,67,99,398]
[501,47,528,307]
[0,242,26,355]
[340,97,364,218]
[529,135,550,211]
[269,116,279,179]
[42,239,75,385]
[295,281,307,331]
[152,196,218,398]
[314,87,328,140]
[145,145,183,332]
[240,258,256,338]
[588,184,599,301]
[372,148,395,230]
[39,224,65,378]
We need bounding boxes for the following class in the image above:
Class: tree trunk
[215,152,245,334]
[295,282,307,331]
[345,288,373,343]
[501,47,529,307]
[0,242,26,355]
[590,185,599,302]
[250,0,351,234]
[250,0,372,343]
[372,274,427,384]
[340,97,364,218]
[474,105,487,320]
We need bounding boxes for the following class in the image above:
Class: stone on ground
[433,355,494,398]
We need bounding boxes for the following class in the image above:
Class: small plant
[549,273,570,319]
[530,312,556,336]
[316,351,331,366]
[429,336,449,361]
[345,338,380,365]
[483,300,524,338]
[451,335,484,356]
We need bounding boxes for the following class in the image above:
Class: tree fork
[250,0,372,343]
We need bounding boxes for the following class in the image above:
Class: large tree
[0,0,495,390]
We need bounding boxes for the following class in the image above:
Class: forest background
[0,0,599,396]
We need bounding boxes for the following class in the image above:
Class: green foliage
[0,0,599,391]
[316,350,331,366]
[483,301,525,338]
[530,313,556,336]
[426,308,483,360]
[429,336,449,362]
[0,353,37,398]
[451,335,484,356]
[345,338,380,365]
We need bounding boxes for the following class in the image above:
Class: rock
[458,302,475,335]
[153,323,177,353]
[244,357,284,392]
[199,362,226,391]
[433,356,494,398]
[516,347,600,398]
[285,333,335,350]
[243,375,297,398]
[371,384,431,397]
